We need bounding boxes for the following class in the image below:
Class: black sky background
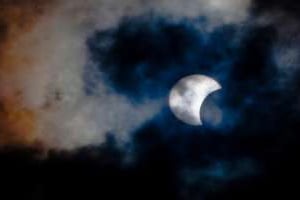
[1,1,300,200]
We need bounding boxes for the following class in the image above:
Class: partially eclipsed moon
[169,74,222,126]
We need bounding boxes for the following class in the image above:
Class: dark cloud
[86,17,240,102]
[83,13,300,199]
[252,0,300,16]
[86,16,286,131]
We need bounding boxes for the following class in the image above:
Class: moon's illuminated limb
[169,74,222,126]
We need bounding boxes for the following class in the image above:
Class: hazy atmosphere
[1,0,300,199]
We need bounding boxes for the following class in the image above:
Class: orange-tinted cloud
[0,0,54,147]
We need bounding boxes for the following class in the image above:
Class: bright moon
[169,74,222,126]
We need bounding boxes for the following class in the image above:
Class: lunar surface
[169,75,222,126]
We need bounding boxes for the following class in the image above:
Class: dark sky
[1,1,300,200]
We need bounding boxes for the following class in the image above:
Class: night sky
[1,0,300,199]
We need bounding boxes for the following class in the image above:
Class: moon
[169,74,222,126]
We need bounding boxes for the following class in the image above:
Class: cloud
[2,2,300,199]
[180,158,258,198]
[13,15,163,149]
[182,158,258,184]
[5,0,298,150]
[0,0,253,149]
[57,0,252,29]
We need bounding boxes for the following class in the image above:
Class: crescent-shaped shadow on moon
[169,74,222,126]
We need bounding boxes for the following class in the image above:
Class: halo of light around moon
[169,74,222,126]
